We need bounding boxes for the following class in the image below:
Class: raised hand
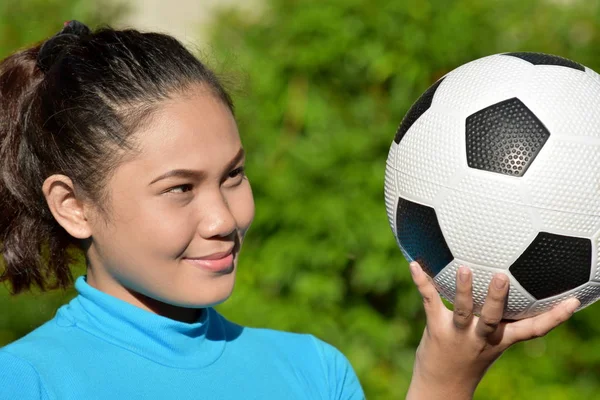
[405,262,579,400]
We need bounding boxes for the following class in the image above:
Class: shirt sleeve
[310,335,366,400]
[0,350,49,400]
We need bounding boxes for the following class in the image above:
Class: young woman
[0,21,578,399]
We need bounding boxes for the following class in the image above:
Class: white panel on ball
[515,66,600,138]
[537,208,600,237]
[593,230,600,282]
[585,67,600,94]
[384,143,398,236]
[433,54,534,119]
[395,108,462,204]
[434,260,535,319]
[524,138,600,216]
[452,172,526,205]
[436,188,538,269]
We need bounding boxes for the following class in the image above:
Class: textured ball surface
[384,52,600,319]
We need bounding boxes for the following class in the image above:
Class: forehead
[129,91,241,172]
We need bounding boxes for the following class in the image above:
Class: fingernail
[409,262,420,277]
[458,266,470,283]
[493,274,508,289]
[565,298,580,314]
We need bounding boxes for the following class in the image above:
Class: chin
[173,283,236,309]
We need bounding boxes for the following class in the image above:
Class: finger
[503,297,580,345]
[453,266,474,329]
[475,273,509,338]
[409,261,444,321]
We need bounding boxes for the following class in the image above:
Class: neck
[86,268,202,324]
[127,288,203,323]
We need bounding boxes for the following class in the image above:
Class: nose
[197,191,237,239]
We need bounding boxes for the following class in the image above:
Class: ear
[42,174,93,239]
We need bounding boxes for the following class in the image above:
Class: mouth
[183,248,235,273]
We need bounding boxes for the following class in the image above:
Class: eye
[227,166,246,181]
[166,184,193,194]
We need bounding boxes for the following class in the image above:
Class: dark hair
[0,21,234,294]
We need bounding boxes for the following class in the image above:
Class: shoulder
[0,312,79,397]
[305,335,366,400]
[218,313,319,355]
[253,329,365,400]
[0,349,50,399]
[218,314,365,400]
[2,315,72,361]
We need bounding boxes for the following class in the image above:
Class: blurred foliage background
[2,0,600,399]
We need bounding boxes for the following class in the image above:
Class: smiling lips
[183,249,234,273]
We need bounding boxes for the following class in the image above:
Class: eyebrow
[149,148,245,186]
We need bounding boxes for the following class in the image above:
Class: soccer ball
[384,52,600,319]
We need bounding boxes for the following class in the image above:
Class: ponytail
[0,46,76,294]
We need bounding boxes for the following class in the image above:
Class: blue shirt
[0,277,364,399]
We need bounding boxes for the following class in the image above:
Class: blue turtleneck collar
[54,276,226,369]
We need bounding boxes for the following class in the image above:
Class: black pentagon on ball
[465,97,550,177]
[510,232,591,299]
[394,78,445,144]
[395,197,453,278]
[503,52,584,71]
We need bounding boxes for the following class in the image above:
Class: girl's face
[83,89,254,319]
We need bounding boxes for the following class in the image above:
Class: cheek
[90,196,171,266]
[129,197,195,251]
[228,182,255,233]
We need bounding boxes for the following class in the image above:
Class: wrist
[406,350,481,400]
[406,369,477,400]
